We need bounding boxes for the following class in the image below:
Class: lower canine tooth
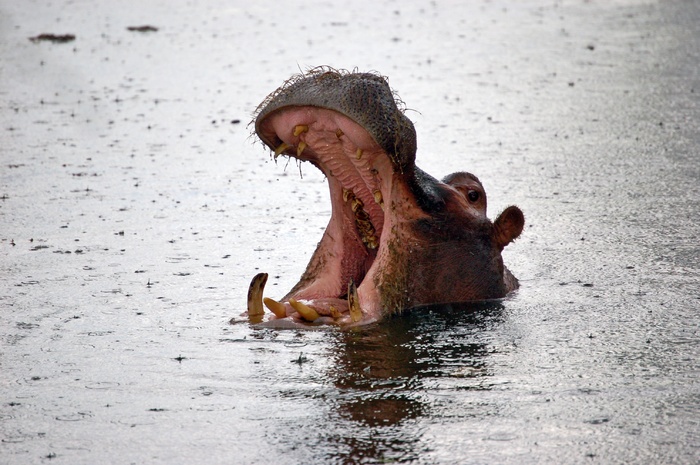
[348,279,362,323]
[274,142,290,158]
[247,273,268,317]
[289,299,320,321]
[263,297,287,318]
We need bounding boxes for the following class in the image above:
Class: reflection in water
[324,301,505,464]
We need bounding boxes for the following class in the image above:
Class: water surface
[1,0,698,463]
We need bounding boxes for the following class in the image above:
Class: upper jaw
[258,106,392,252]
[253,68,417,172]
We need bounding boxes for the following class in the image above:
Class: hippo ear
[493,206,524,250]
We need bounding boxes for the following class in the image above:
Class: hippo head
[246,68,524,326]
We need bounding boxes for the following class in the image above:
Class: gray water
[1,0,699,464]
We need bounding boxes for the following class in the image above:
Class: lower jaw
[246,256,383,326]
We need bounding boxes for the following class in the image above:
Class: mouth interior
[259,107,393,306]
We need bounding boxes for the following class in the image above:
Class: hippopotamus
[246,68,524,326]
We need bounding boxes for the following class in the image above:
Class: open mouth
[244,69,421,326]
[249,105,396,324]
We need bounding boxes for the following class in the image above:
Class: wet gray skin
[249,69,525,326]
[2,1,699,464]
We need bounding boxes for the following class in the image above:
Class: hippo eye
[467,190,480,202]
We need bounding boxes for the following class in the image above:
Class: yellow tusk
[348,279,362,323]
[293,125,308,136]
[263,297,288,318]
[289,298,320,321]
[246,273,268,317]
[274,142,290,158]
[296,141,307,157]
[355,148,363,160]
[336,128,344,139]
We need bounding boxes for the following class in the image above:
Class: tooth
[373,190,384,210]
[336,129,344,138]
[329,305,341,319]
[342,188,352,202]
[296,141,307,157]
[293,124,308,136]
[360,231,378,249]
[351,197,364,213]
[348,279,362,322]
[274,142,290,158]
[355,148,363,160]
[366,237,378,249]
[263,297,287,318]
[289,298,320,321]
[246,273,268,317]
